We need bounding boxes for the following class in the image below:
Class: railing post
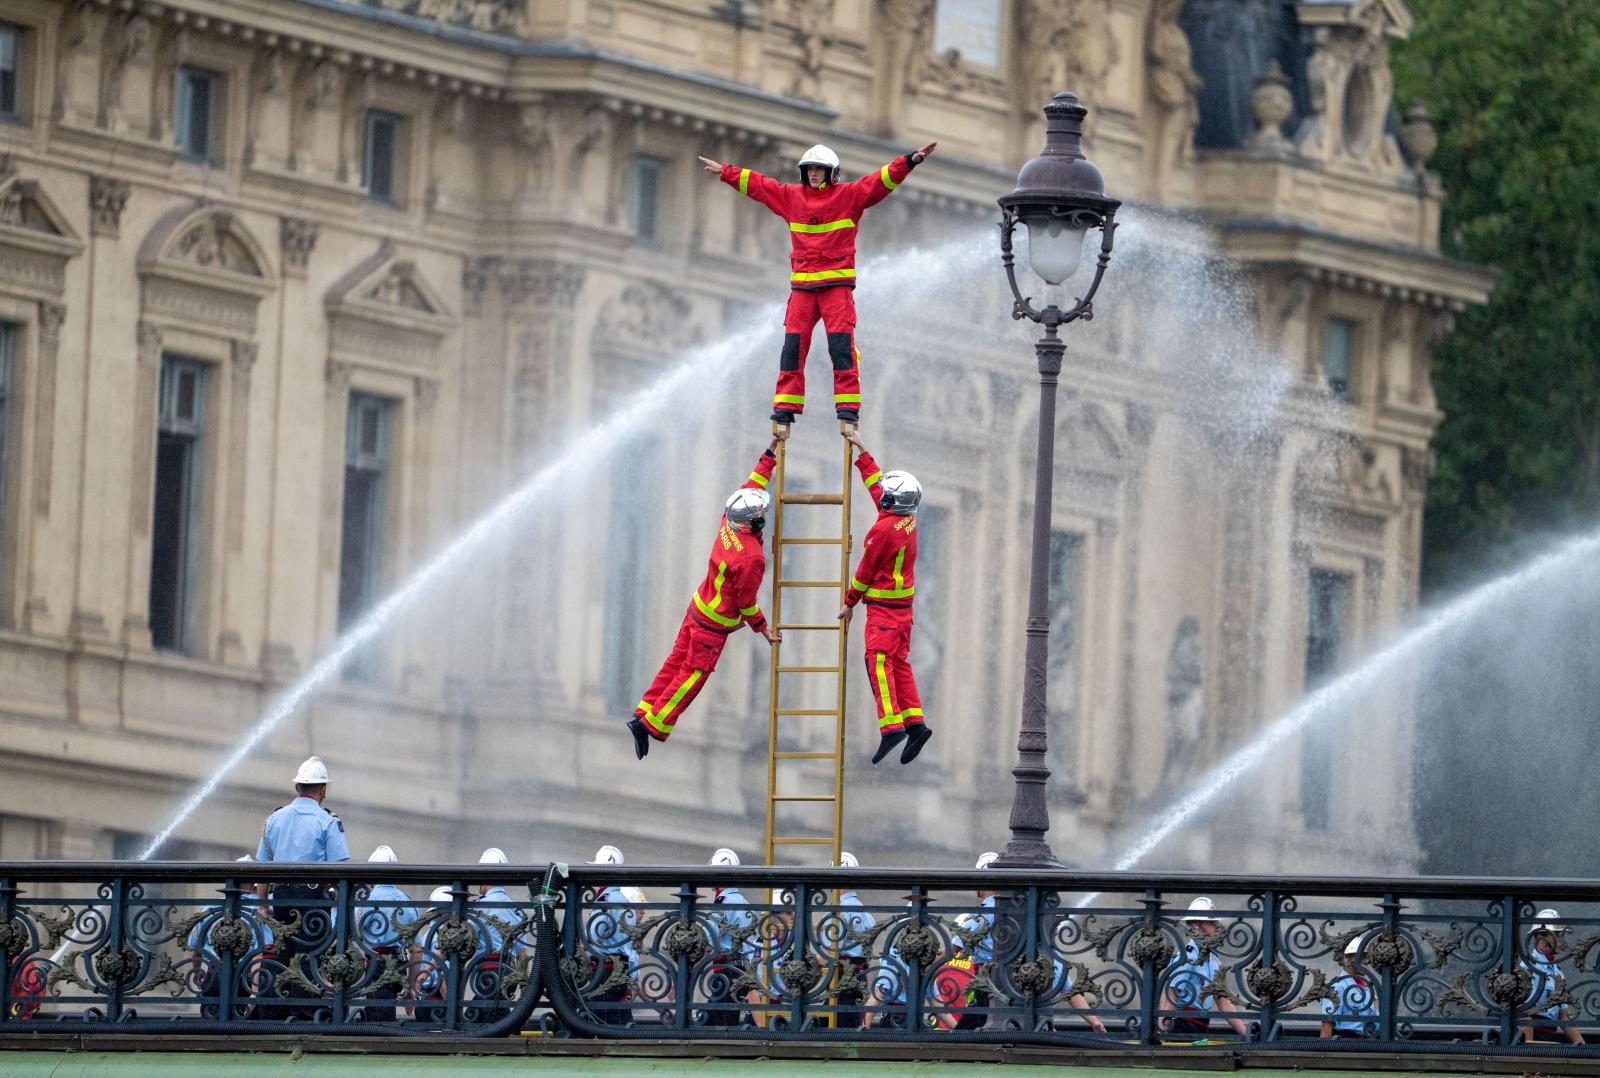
[675,881,696,1031]
[1258,890,1278,1043]
[444,880,466,1032]
[1138,887,1163,1045]
[790,883,810,1030]
[106,877,127,1022]
[1378,891,1401,1041]
[219,874,241,1020]
[0,878,16,1026]
[1499,894,1518,1046]
[1023,885,1040,1031]
[332,876,352,1025]
[907,885,927,1032]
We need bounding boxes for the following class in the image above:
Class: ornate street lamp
[995,91,1120,868]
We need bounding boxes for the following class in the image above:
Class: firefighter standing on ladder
[838,430,930,765]
[698,140,937,427]
[628,438,784,759]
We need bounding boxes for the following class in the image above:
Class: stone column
[119,320,163,652]
[21,301,66,634]
[215,339,257,665]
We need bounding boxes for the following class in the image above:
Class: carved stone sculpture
[1248,59,1293,150]
[875,0,935,131]
[1147,0,1202,191]
[1159,616,1205,792]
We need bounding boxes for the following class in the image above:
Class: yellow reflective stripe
[791,268,857,283]
[864,471,882,486]
[789,219,856,234]
[739,168,750,196]
[774,394,806,405]
[694,562,740,627]
[747,471,770,488]
[903,708,923,718]
[651,671,703,730]
[892,548,906,591]
[874,653,895,719]
[835,393,861,404]
[880,165,897,190]
[865,584,915,599]
[851,576,867,592]
[636,700,654,719]
[738,605,761,616]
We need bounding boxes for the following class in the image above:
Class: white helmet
[294,755,330,785]
[710,848,740,866]
[878,471,922,515]
[478,847,508,865]
[236,855,253,863]
[975,851,999,870]
[430,886,453,903]
[838,851,859,869]
[725,487,771,530]
[1182,896,1219,924]
[368,845,398,864]
[591,845,624,866]
[1343,935,1363,957]
[797,144,841,184]
[1530,908,1568,935]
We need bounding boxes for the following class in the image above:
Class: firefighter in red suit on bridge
[628,438,784,760]
[698,140,937,427]
[837,429,930,766]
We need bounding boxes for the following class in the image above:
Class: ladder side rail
[764,434,787,866]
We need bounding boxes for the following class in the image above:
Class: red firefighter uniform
[634,450,777,741]
[843,451,922,733]
[719,154,920,420]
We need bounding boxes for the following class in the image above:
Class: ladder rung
[772,794,836,802]
[779,537,844,545]
[777,666,840,674]
[779,580,842,588]
[781,492,845,505]
[771,837,838,845]
[774,751,838,760]
[775,707,837,716]
[777,623,840,631]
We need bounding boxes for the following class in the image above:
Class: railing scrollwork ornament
[208,917,254,959]
[1483,966,1533,1009]
[1129,925,1175,968]
[1010,956,1054,996]
[894,923,941,967]
[1365,930,1415,974]
[1245,958,1294,1004]
[662,919,710,962]
[0,914,28,956]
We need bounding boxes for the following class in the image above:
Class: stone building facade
[0,0,1491,872]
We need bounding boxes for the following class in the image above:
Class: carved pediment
[0,161,84,298]
[138,205,274,333]
[595,281,700,353]
[1296,0,1413,40]
[1058,396,1134,474]
[326,242,455,338]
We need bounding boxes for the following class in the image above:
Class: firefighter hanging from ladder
[698,140,937,426]
[837,429,930,766]
[628,438,784,760]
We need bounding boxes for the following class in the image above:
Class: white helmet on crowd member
[429,886,453,903]
[725,487,771,531]
[294,755,330,785]
[710,848,741,867]
[1343,935,1364,958]
[1182,896,1219,924]
[591,845,624,866]
[838,851,859,869]
[1530,908,1568,935]
[878,471,922,515]
[236,855,253,863]
[368,845,398,864]
[974,851,999,870]
[797,144,841,184]
[478,847,508,865]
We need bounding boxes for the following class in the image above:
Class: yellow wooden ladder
[763,421,855,867]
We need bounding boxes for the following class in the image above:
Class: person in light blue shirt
[189,855,273,1018]
[1520,908,1585,1045]
[470,847,525,1018]
[585,844,644,1025]
[355,845,419,1023]
[1319,936,1377,1038]
[1162,896,1246,1038]
[833,852,876,1027]
[705,847,756,1027]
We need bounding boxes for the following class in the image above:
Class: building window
[362,110,403,204]
[339,394,392,680]
[1301,568,1351,831]
[0,324,12,592]
[0,23,20,120]
[627,156,665,245]
[1046,530,1083,778]
[603,450,658,712]
[175,66,221,164]
[149,357,208,654]
[1323,317,1355,400]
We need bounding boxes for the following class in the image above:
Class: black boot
[771,410,796,424]
[627,718,651,760]
[836,408,859,422]
[900,724,933,765]
[871,729,907,765]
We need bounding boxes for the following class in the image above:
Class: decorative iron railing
[4,862,1600,1057]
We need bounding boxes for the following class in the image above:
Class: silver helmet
[878,471,921,515]
[725,487,771,529]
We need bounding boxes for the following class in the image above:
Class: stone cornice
[1219,218,1498,310]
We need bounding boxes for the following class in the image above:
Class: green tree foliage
[1393,0,1600,594]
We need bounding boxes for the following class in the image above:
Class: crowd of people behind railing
[2,755,1588,1044]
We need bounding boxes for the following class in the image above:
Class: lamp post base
[992,843,1064,870]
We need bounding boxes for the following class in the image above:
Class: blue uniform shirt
[710,887,755,959]
[188,897,273,959]
[1321,972,1376,1034]
[255,796,351,864]
[1167,940,1221,1012]
[473,885,525,959]
[1524,952,1566,1021]
[837,891,875,959]
[957,895,997,963]
[590,885,640,968]
[356,883,419,949]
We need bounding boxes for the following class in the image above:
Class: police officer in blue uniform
[254,755,350,1016]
